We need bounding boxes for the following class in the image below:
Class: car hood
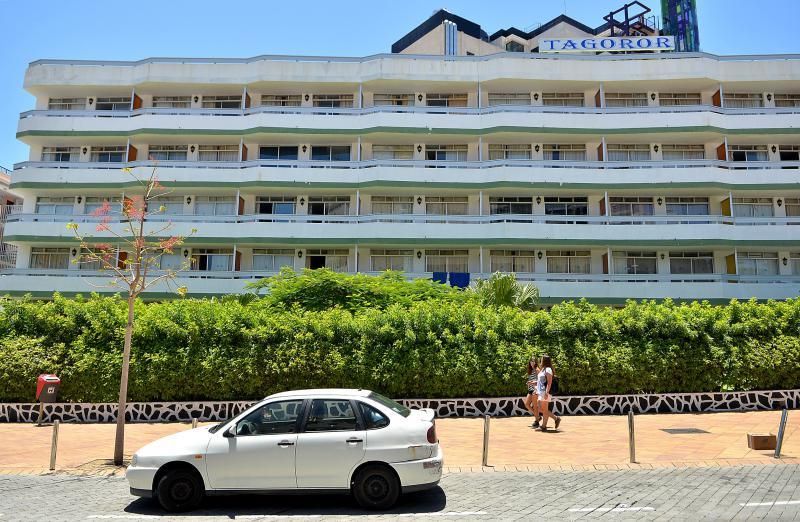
[135,426,213,457]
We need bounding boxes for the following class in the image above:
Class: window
[610,196,654,216]
[792,253,800,275]
[724,93,763,109]
[358,402,389,429]
[195,196,236,216]
[488,144,531,160]
[544,196,588,216]
[785,198,800,217]
[505,40,525,52]
[605,93,648,108]
[311,146,351,162]
[236,400,304,436]
[779,145,800,162]
[541,93,585,107]
[151,96,191,109]
[372,145,414,161]
[733,197,774,218]
[36,197,74,215]
[259,146,298,161]
[661,145,705,161]
[157,196,184,215]
[159,252,184,271]
[774,94,800,108]
[201,95,241,109]
[373,94,413,106]
[371,196,413,215]
[487,93,530,106]
[367,392,410,417]
[198,145,239,162]
[665,197,710,216]
[305,249,349,272]
[312,94,354,108]
[252,249,295,271]
[261,94,302,107]
[607,144,651,162]
[729,145,768,162]
[425,145,467,162]
[425,249,469,272]
[256,196,295,215]
[659,93,702,106]
[95,97,131,111]
[191,248,233,271]
[30,248,70,269]
[84,197,120,215]
[308,196,350,215]
[370,249,413,272]
[490,250,535,273]
[669,252,714,274]
[304,399,358,432]
[613,251,658,275]
[48,98,85,110]
[426,196,468,215]
[90,146,126,163]
[546,251,591,274]
[41,147,79,162]
[426,93,468,107]
[737,252,779,276]
[490,196,533,215]
[543,144,586,161]
[148,145,188,161]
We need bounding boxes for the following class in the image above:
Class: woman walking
[524,357,542,428]
[537,354,561,432]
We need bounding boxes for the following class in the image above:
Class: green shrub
[0,294,799,401]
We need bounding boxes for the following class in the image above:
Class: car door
[205,399,304,490]
[295,398,366,489]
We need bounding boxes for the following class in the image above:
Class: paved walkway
[0,411,797,475]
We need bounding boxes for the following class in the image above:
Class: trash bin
[36,374,61,403]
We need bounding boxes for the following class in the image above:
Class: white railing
[14,158,800,171]
[6,212,799,227]
[3,268,280,280]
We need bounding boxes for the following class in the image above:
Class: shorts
[538,390,552,402]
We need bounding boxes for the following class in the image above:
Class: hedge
[1,295,799,402]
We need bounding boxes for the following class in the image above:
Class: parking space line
[740,500,800,507]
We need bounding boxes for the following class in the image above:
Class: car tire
[352,464,401,510]
[156,468,204,512]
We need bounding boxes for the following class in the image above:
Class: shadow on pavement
[124,487,447,516]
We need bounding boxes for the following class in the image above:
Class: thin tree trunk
[113,295,135,465]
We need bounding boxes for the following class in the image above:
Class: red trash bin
[36,374,61,403]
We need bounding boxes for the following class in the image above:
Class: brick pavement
[0,411,797,476]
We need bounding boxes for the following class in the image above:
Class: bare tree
[67,167,195,465]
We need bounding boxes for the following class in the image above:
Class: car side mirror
[222,425,236,438]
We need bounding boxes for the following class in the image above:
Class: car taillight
[427,422,437,444]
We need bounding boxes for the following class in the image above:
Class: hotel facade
[3,9,800,303]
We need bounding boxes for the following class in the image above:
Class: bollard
[628,411,636,464]
[775,409,789,459]
[49,420,60,471]
[36,402,45,426]
[482,415,491,467]
[191,417,198,429]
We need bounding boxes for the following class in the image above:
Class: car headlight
[130,454,138,467]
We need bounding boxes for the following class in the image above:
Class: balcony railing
[14,159,800,171]
[7,212,799,226]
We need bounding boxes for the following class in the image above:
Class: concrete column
[86,96,97,111]
[296,195,309,215]
[654,196,667,216]
[535,251,547,273]
[532,143,543,161]
[412,249,426,273]
[648,92,659,107]
[413,195,425,215]
[533,196,545,216]
[413,144,425,161]
[184,195,195,215]
[532,91,543,106]
[16,245,31,269]
[414,93,426,107]
[299,145,311,161]
[768,145,780,162]
[764,92,776,109]
[779,252,792,275]
[294,249,306,270]
[775,198,787,218]
[657,252,670,274]
[188,145,199,162]
[651,144,663,161]
[80,146,91,163]
[68,247,80,270]
[301,93,313,108]
[74,196,85,215]
[191,95,202,109]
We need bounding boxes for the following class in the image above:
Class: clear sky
[2,0,800,169]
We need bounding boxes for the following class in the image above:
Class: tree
[470,272,540,310]
[67,167,195,465]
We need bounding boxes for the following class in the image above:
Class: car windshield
[368,392,410,417]
[208,413,238,433]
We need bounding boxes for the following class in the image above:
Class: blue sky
[2,0,800,168]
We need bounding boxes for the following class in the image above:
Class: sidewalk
[0,411,797,475]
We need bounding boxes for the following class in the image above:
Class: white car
[126,389,443,512]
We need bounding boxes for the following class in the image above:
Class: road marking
[740,500,800,507]
[569,506,655,513]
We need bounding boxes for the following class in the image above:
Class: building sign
[540,36,675,53]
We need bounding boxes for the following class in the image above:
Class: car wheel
[352,465,400,510]
[156,469,203,512]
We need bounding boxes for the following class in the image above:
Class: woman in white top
[537,354,561,432]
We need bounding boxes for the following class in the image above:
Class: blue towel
[432,272,447,284]
[449,272,470,289]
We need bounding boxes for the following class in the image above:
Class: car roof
[265,388,372,400]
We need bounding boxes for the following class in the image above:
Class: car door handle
[277,440,295,447]
[346,438,363,444]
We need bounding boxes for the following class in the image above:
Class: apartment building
[3,9,800,303]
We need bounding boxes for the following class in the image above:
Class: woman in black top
[524,357,542,428]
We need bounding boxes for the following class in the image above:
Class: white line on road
[569,506,655,513]
[740,500,800,507]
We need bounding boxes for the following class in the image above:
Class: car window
[236,400,304,436]
[304,399,359,432]
[367,391,410,417]
[358,402,390,430]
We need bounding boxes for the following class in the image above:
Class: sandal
[554,416,561,430]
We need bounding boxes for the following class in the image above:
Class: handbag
[550,375,560,396]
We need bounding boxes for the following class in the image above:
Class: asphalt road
[2,465,800,520]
